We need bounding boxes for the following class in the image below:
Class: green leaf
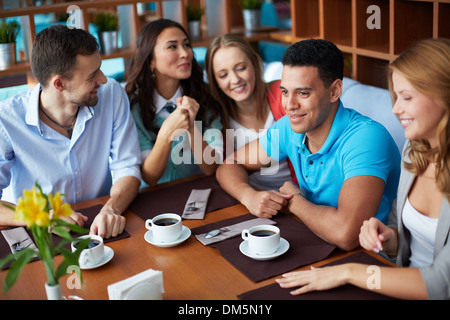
[2,249,36,293]
[55,219,89,234]
[1,203,15,211]
[53,226,72,240]
[53,237,72,254]
[55,239,88,281]
[0,252,16,270]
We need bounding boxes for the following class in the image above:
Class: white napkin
[195,218,276,245]
[182,188,211,219]
[107,269,164,300]
[1,227,39,255]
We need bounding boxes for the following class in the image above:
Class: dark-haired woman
[125,19,222,186]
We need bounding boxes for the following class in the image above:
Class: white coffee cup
[71,235,104,267]
[241,225,280,255]
[145,213,182,242]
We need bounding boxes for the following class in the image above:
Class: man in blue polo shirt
[216,39,400,251]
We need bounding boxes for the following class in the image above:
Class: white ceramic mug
[71,235,104,267]
[145,213,182,242]
[241,225,280,255]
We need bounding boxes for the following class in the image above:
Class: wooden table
[0,178,395,300]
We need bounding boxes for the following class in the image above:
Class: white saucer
[80,246,114,270]
[144,225,191,248]
[239,238,290,261]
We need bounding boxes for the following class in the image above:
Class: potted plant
[186,4,204,41]
[241,0,263,30]
[93,11,119,55]
[0,20,20,70]
[0,183,89,299]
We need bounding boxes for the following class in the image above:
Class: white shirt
[229,112,292,190]
[140,86,184,160]
[402,197,438,267]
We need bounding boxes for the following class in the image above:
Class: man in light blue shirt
[0,25,141,239]
[217,39,400,250]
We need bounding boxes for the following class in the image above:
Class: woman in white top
[205,34,292,191]
[276,38,450,299]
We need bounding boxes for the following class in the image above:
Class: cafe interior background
[1,0,449,302]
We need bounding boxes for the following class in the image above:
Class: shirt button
[309,160,313,165]
[75,171,79,175]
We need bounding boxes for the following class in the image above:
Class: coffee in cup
[241,225,280,255]
[145,213,182,242]
[71,235,104,266]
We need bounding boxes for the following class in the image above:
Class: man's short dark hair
[282,39,343,87]
[31,25,99,87]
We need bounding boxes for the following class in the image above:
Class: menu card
[128,175,239,220]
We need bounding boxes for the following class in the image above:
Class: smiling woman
[205,34,293,191]
[125,19,223,187]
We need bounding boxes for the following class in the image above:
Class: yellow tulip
[48,192,73,219]
[14,186,49,227]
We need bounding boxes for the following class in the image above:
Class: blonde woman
[205,34,293,195]
[277,38,450,299]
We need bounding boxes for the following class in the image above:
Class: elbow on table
[201,164,218,177]
[142,174,159,188]
[332,228,361,252]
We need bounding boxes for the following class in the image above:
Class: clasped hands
[159,96,199,141]
[243,181,302,219]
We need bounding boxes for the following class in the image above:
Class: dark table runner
[128,175,239,220]
[0,205,129,269]
[191,213,336,282]
[238,251,397,300]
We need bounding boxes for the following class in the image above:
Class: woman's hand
[60,211,88,227]
[359,217,398,255]
[159,107,190,142]
[276,265,350,295]
[177,95,199,128]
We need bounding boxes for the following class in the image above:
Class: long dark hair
[125,19,220,135]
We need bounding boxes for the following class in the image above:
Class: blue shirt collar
[25,84,95,137]
[25,84,42,129]
[293,100,349,155]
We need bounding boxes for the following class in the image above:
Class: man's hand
[89,208,125,239]
[61,211,88,228]
[242,189,293,219]
[279,181,301,195]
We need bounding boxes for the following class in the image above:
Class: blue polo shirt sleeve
[259,115,291,162]
[340,121,399,183]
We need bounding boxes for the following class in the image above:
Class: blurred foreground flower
[0,183,89,297]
